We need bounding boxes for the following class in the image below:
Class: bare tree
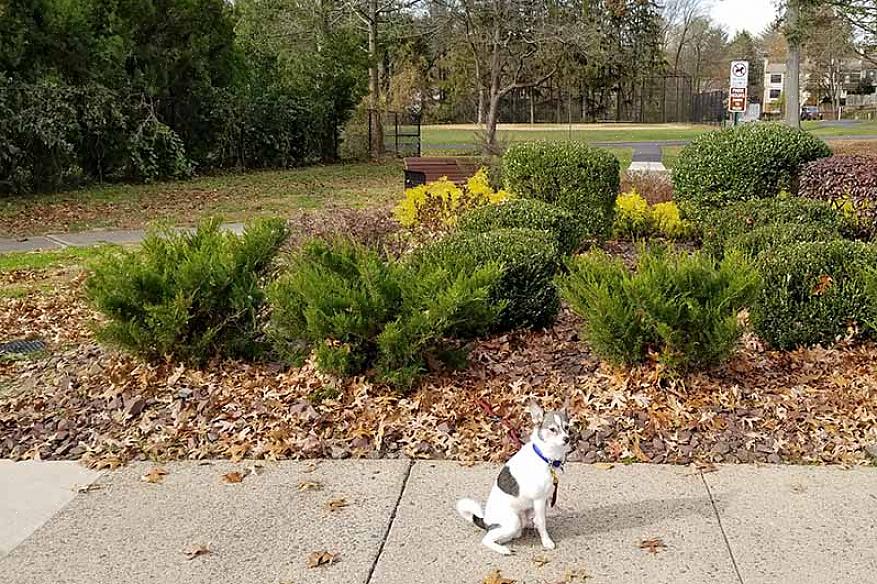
[436,0,592,153]
[345,0,423,156]
[661,0,710,74]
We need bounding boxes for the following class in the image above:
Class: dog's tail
[456,498,490,531]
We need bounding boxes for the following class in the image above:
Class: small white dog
[456,400,572,555]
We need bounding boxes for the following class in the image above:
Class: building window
[769,89,782,99]
[770,74,783,84]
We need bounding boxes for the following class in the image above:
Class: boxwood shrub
[798,154,877,239]
[702,197,847,257]
[502,142,620,238]
[672,123,831,221]
[458,199,582,255]
[412,228,561,331]
[725,222,843,260]
[751,240,877,349]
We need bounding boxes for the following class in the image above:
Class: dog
[456,400,572,555]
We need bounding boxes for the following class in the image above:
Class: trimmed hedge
[751,240,877,349]
[458,199,582,255]
[672,123,831,220]
[799,154,877,239]
[702,197,847,257]
[725,222,843,260]
[412,228,561,331]
[502,142,620,238]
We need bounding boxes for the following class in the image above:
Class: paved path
[0,223,246,254]
[0,460,874,584]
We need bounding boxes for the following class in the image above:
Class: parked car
[801,106,823,121]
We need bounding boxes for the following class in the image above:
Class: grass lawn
[422,123,715,149]
[662,146,683,169]
[0,161,402,237]
[805,119,877,137]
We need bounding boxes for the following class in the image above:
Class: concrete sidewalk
[0,460,875,584]
[0,223,246,254]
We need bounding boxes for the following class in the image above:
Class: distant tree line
[0,0,367,194]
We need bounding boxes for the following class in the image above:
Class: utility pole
[785,0,802,128]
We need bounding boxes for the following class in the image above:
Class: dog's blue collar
[532,443,564,469]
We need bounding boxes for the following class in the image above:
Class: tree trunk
[485,94,500,154]
[477,86,486,124]
[785,0,802,128]
[367,0,383,158]
[529,88,535,124]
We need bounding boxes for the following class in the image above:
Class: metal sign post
[729,61,749,126]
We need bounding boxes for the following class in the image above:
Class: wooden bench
[403,157,481,188]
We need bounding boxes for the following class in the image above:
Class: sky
[710,0,778,37]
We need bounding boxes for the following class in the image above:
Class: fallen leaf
[593,462,614,470]
[458,460,477,468]
[532,555,551,567]
[812,275,834,296]
[183,543,211,560]
[223,471,245,484]
[690,461,718,475]
[74,483,103,493]
[298,481,322,492]
[302,461,319,473]
[167,364,185,386]
[141,467,168,484]
[326,497,348,511]
[306,550,338,568]
[639,537,667,554]
[559,568,590,582]
[483,569,516,584]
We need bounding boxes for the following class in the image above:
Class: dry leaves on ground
[298,481,322,492]
[141,467,168,484]
[532,555,551,567]
[222,471,245,484]
[306,551,338,568]
[639,538,667,554]
[483,569,516,584]
[3,279,877,469]
[183,543,211,560]
[326,497,348,512]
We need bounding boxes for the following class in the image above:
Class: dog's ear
[527,400,544,424]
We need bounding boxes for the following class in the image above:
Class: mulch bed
[2,275,876,469]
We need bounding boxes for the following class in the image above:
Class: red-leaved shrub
[799,154,877,238]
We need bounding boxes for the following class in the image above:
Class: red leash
[474,397,523,447]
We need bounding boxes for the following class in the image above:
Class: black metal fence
[369,110,422,157]
[484,75,726,125]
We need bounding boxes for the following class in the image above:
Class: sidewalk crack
[701,472,745,584]
[365,459,413,584]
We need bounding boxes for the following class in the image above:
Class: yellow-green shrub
[612,190,690,240]
[652,202,690,239]
[394,168,509,231]
[614,190,652,238]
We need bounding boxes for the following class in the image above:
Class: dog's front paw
[496,545,513,556]
[541,538,556,550]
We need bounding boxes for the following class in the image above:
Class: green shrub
[502,142,620,238]
[725,222,843,260]
[412,228,561,331]
[267,238,502,388]
[751,240,877,349]
[85,217,288,363]
[558,247,758,372]
[672,123,831,220]
[458,199,582,255]
[703,197,847,256]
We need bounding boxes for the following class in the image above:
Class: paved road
[1,459,875,583]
